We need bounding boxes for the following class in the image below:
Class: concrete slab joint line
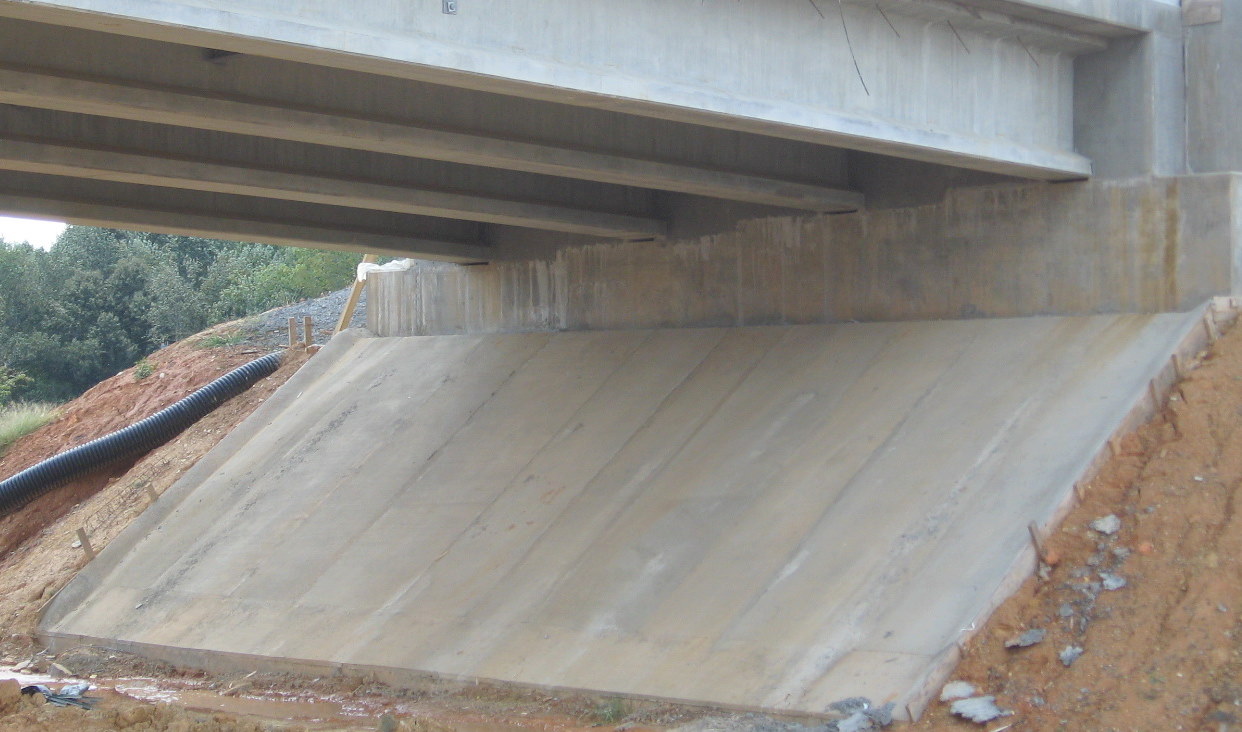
[40,308,1210,719]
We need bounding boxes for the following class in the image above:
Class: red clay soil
[915,317,1242,731]
[0,323,308,666]
[0,328,299,559]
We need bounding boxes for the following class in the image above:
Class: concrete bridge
[19,0,1242,722]
[0,0,1233,266]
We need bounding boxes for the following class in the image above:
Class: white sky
[0,216,68,250]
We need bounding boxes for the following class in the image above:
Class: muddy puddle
[0,665,613,730]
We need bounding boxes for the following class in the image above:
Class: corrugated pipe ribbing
[0,351,282,516]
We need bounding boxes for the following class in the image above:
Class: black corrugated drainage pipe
[0,351,282,516]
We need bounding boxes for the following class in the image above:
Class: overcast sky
[0,216,68,250]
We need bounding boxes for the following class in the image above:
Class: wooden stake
[303,316,313,347]
[1074,481,1087,502]
[1027,521,1046,562]
[1148,380,1160,406]
[336,254,377,334]
[1173,354,1186,380]
[75,528,95,560]
[143,484,158,503]
[1204,311,1220,343]
[287,317,298,348]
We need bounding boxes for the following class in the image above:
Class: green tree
[0,226,361,401]
[0,365,31,406]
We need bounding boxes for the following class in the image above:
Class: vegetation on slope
[0,226,362,402]
[0,401,58,458]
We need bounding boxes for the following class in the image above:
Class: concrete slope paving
[40,311,1207,719]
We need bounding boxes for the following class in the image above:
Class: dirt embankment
[0,323,309,664]
[917,314,1242,730]
[4,306,1242,730]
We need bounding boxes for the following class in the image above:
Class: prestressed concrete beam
[0,137,667,239]
[0,2,1095,179]
[0,191,490,263]
[0,66,864,213]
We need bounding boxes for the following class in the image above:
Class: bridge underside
[0,0,1158,260]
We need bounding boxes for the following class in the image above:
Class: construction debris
[940,680,976,701]
[1090,514,1121,535]
[1100,572,1127,591]
[20,683,98,709]
[824,697,893,729]
[949,696,1011,724]
[1004,628,1046,648]
[1060,645,1085,667]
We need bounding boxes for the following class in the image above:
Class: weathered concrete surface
[0,0,1116,178]
[1187,0,1242,175]
[369,175,1242,335]
[43,310,1205,718]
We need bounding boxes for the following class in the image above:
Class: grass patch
[133,358,155,380]
[0,401,59,457]
[590,698,630,725]
[195,329,247,349]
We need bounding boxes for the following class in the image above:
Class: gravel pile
[240,286,367,350]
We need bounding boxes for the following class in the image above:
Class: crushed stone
[1004,628,1046,648]
[1100,573,1127,591]
[940,680,976,701]
[828,698,870,716]
[1090,514,1121,535]
[834,713,871,732]
[1060,645,1085,667]
[241,286,367,350]
[949,696,1011,724]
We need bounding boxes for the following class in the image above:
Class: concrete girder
[0,66,865,213]
[0,1,1096,179]
[0,137,669,239]
[0,104,660,221]
[0,190,489,263]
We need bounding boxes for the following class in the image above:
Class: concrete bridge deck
[41,309,1208,719]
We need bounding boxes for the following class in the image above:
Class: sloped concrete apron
[40,306,1219,720]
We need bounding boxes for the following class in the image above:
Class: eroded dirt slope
[0,323,308,666]
[917,315,1242,730]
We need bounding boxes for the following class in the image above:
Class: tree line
[0,226,361,403]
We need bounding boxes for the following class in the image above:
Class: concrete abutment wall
[369,175,1242,336]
